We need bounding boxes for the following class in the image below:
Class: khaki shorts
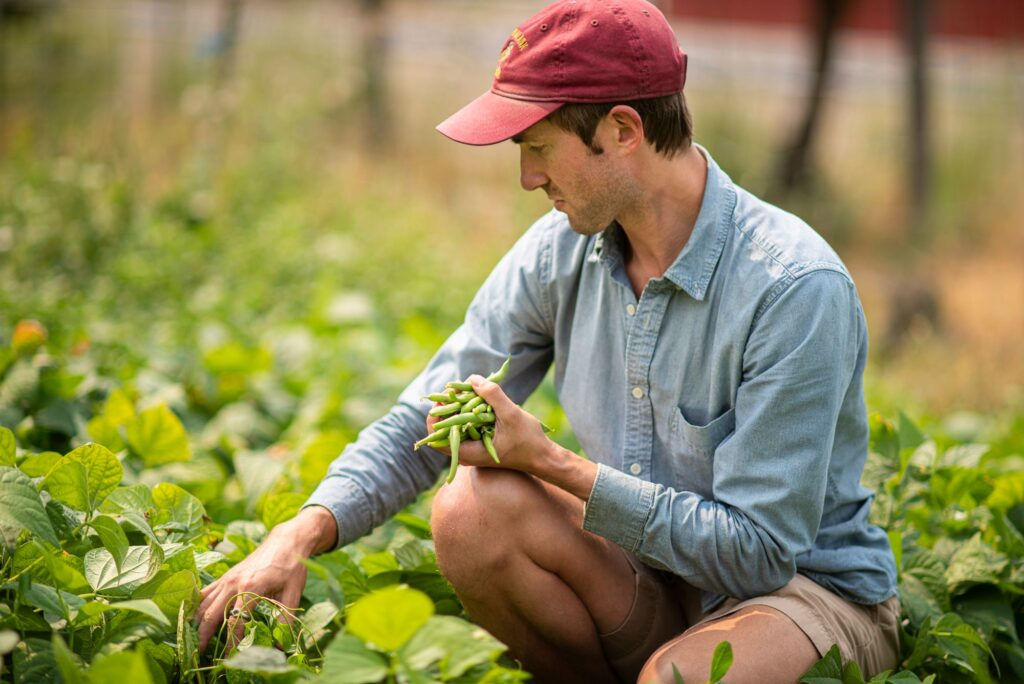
[598,553,900,683]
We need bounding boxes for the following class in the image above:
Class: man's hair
[547,92,693,158]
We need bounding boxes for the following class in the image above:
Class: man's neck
[617,144,708,284]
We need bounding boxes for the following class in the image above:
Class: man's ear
[605,105,645,154]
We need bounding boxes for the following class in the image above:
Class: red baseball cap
[437,0,687,146]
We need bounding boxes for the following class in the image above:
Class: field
[0,1,1022,682]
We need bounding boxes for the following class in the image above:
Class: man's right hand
[195,505,338,652]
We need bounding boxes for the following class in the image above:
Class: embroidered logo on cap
[495,28,529,79]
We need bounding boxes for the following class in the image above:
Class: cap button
[590,19,599,26]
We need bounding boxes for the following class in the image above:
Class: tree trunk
[905,0,930,235]
[774,0,849,195]
[360,0,390,149]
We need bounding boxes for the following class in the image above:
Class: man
[196,1,900,682]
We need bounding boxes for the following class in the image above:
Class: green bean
[472,403,489,415]
[466,424,481,440]
[431,413,475,430]
[483,431,500,464]
[461,396,484,413]
[426,438,450,447]
[414,427,451,450]
[454,391,476,403]
[447,424,461,483]
[426,393,453,402]
[446,381,474,391]
[486,355,512,383]
[433,412,495,430]
[429,402,462,416]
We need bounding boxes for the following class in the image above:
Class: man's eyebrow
[510,134,526,145]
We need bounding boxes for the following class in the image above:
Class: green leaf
[319,634,390,684]
[11,637,56,684]
[938,444,989,470]
[102,483,156,514]
[298,601,340,649]
[222,645,293,675]
[946,534,1008,593]
[177,601,198,680]
[800,644,843,682]
[50,633,87,684]
[121,510,162,545]
[125,404,191,466]
[0,467,60,549]
[104,388,136,425]
[841,659,865,684]
[88,515,129,570]
[347,585,434,652]
[18,451,61,477]
[953,585,1017,640]
[899,574,944,628]
[709,640,733,683]
[400,615,506,679]
[74,598,171,628]
[986,472,1024,511]
[902,548,950,611]
[151,482,206,536]
[0,426,15,466]
[42,443,122,513]
[89,650,155,684]
[260,492,306,530]
[84,545,159,593]
[898,412,925,452]
[302,556,347,608]
[672,663,685,684]
[360,551,401,576]
[86,415,126,452]
[133,569,200,620]
[10,581,85,624]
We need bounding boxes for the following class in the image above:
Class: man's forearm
[283,505,339,556]
[528,441,599,501]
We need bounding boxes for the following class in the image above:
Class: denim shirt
[305,145,898,611]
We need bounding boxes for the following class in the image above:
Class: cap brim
[437,90,563,146]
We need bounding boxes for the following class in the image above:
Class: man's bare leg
[430,466,638,684]
[637,606,819,684]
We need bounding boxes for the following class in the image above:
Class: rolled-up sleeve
[583,269,864,598]
[303,217,558,549]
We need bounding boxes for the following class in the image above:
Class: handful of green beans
[414,356,511,483]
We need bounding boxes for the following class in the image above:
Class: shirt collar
[588,143,736,301]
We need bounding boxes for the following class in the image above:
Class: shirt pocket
[669,407,736,498]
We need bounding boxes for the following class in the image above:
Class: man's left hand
[425,375,551,473]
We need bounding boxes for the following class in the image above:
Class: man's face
[512,119,634,236]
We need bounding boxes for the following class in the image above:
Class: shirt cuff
[582,463,657,553]
[303,476,373,551]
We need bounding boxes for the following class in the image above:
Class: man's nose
[519,153,548,192]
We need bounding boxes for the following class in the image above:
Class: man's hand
[195,505,337,652]
[425,375,552,473]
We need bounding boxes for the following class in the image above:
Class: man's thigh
[431,467,638,632]
[639,604,818,684]
[638,574,901,684]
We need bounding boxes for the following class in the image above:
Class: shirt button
[626,304,636,316]
[631,386,644,399]
[629,463,642,475]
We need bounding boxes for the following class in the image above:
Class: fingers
[225,593,258,654]
[196,582,231,652]
[468,375,515,414]
[276,570,306,625]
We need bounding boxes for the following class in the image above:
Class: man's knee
[430,468,538,576]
